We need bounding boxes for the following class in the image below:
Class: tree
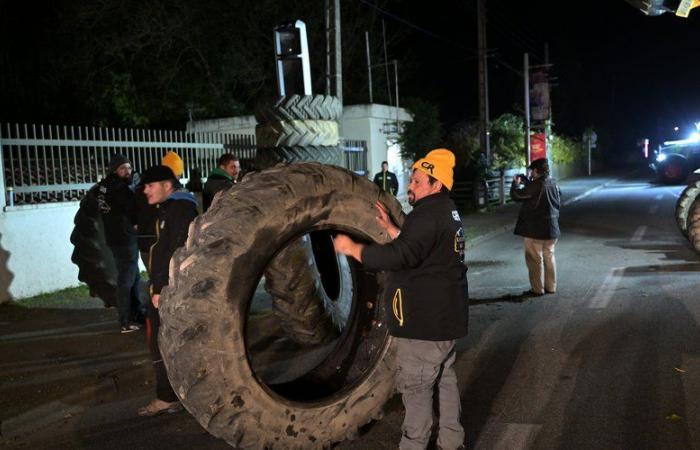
[489,113,526,170]
[399,97,442,162]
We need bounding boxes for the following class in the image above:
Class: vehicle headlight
[656,153,667,162]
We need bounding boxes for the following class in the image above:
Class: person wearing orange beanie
[334,148,467,450]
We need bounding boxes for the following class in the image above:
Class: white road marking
[631,225,647,241]
[649,204,659,215]
[481,423,542,450]
[587,267,625,309]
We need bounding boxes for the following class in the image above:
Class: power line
[356,0,523,77]
[356,0,478,57]
[486,10,544,61]
[488,7,543,50]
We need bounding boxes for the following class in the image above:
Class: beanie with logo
[412,148,456,190]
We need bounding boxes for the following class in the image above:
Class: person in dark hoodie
[510,157,561,297]
[202,153,240,212]
[99,154,144,333]
[137,164,198,417]
[334,149,467,450]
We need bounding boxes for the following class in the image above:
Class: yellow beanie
[162,151,184,178]
[412,148,455,190]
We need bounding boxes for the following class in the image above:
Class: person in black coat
[372,161,399,196]
[335,149,467,450]
[202,154,240,212]
[137,165,198,417]
[100,154,143,333]
[510,157,561,296]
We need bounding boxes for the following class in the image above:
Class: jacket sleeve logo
[392,288,404,327]
[420,161,435,174]
[454,228,465,263]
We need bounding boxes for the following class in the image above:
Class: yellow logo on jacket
[392,288,404,326]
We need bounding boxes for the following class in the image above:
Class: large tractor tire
[256,120,339,148]
[687,198,700,253]
[69,186,118,307]
[255,146,344,168]
[658,154,689,185]
[159,163,404,449]
[265,233,352,346]
[675,180,700,238]
[255,95,342,124]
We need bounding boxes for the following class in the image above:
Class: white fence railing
[0,123,367,206]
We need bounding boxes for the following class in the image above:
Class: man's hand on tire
[375,201,400,239]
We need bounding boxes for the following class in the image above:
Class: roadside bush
[550,134,585,164]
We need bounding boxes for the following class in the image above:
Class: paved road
[2,172,699,449]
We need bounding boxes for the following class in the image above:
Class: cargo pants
[396,337,465,450]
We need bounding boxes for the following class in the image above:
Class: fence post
[499,173,506,205]
[0,134,6,210]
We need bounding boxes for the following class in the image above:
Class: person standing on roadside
[203,154,240,212]
[100,154,143,333]
[510,157,561,297]
[334,149,468,450]
[373,160,400,196]
[137,165,198,417]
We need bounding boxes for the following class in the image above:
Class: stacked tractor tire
[675,179,700,253]
[254,94,344,167]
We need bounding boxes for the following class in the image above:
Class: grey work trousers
[396,337,464,450]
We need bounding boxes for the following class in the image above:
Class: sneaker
[120,324,141,334]
[137,399,182,417]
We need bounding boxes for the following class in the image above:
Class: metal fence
[0,123,368,206]
[451,176,513,211]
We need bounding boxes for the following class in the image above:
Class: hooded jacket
[203,167,236,212]
[510,175,561,240]
[148,191,198,295]
[361,192,468,341]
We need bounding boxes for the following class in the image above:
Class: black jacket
[373,171,399,196]
[133,186,158,254]
[362,192,468,341]
[203,171,235,212]
[149,191,198,295]
[510,175,561,240]
[99,174,136,247]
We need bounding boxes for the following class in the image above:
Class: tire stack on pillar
[253,94,350,346]
[675,180,700,253]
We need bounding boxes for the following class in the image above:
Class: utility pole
[382,20,393,106]
[365,31,373,103]
[524,53,531,166]
[324,0,343,104]
[334,0,342,105]
[477,0,491,163]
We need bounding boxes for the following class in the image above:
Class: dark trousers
[110,244,143,327]
[146,304,178,402]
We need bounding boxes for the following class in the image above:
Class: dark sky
[1,0,699,152]
[388,0,700,150]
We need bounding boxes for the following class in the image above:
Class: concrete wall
[0,202,81,301]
